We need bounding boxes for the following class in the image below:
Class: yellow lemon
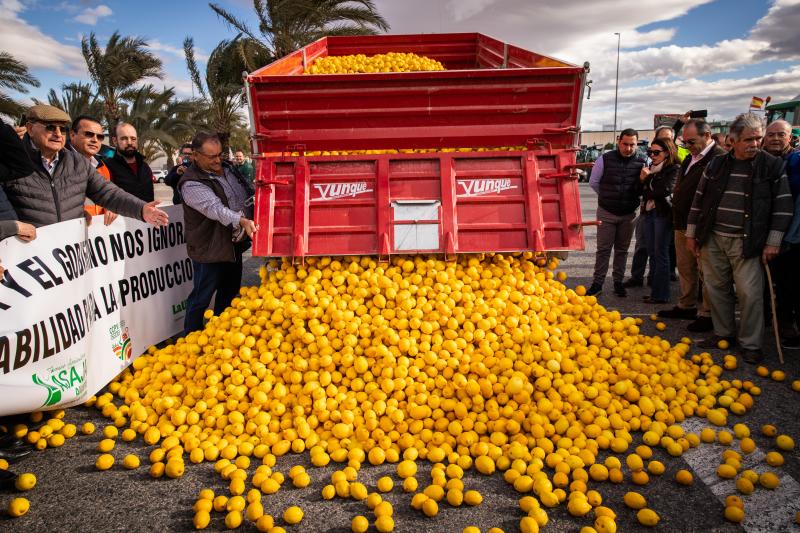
[15,472,36,491]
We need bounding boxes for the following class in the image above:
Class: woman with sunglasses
[641,138,680,303]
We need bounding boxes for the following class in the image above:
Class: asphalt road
[1,183,798,533]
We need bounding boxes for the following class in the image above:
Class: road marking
[681,418,800,532]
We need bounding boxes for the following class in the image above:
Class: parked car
[153,170,168,183]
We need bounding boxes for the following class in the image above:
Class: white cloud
[73,4,112,25]
[149,39,209,63]
[374,0,799,130]
[750,0,800,60]
[0,0,87,76]
[581,65,800,130]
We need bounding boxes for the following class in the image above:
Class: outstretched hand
[142,201,169,227]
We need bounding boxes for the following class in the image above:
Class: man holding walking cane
[685,113,793,364]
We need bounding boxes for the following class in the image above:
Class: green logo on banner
[31,356,88,408]
[31,374,62,407]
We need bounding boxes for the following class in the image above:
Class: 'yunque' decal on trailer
[457,178,517,197]
[313,182,374,201]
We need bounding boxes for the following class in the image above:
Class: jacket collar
[23,133,67,172]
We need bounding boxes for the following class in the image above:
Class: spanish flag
[750,96,765,109]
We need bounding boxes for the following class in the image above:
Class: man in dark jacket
[1,118,37,288]
[763,119,800,346]
[179,132,257,335]
[3,105,169,229]
[658,119,726,331]
[686,113,793,363]
[164,143,193,205]
[588,128,647,296]
[105,122,155,202]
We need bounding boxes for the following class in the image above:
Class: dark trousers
[773,245,800,334]
[632,213,676,281]
[183,249,244,335]
[644,210,672,301]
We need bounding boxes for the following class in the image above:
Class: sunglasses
[196,151,223,160]
[81,130,106,142]
[37,122,68,134]
[647,150,663,156]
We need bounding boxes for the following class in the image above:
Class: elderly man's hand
[14,126,25,140]
[142,201,169,227]
[104,210,118,226]
[763,245,780,263]
[16,221,36,241]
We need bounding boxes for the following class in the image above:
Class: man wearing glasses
[2,104,169,231]
[658,119,726,331]
[69,115,116,225]
[179,132,257,335]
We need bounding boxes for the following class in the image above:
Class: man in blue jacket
[763,119,800,347]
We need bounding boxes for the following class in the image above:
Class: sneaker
[740,349,764,364]
[622,278,643,288]
[586,283,603,297]
[687,316,714,332]
[696,335,736,350]
[614,282,627,297]
[658,306,698,320]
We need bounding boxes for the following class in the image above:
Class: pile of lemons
[305,52,445,75]
[83,252,755,532]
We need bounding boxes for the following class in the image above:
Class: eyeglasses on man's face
[80,130,105,142]
[37,122,68,134]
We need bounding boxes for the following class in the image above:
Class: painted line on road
[681,418,800,532]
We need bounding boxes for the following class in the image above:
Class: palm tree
[0,52,40,119]
[209,0,389,60]
[33,82,104,121]
[81,31,163,132]
[121,85,196,162]
[184,36,254,155]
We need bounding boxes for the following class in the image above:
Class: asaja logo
[457,178,517,197]
[313,182,373,201]
[31,355,87,408]
[110,321,133,362]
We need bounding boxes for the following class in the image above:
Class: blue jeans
[183,248,244,335]
[644,210,672,301]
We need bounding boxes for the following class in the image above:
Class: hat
[26,104,71,124]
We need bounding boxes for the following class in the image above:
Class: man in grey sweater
[2,105,168,229]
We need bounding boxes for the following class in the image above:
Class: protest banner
[0,206,192,416]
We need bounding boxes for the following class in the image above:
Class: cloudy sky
[2,0,799,130]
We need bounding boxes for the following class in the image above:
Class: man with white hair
[763,119,800,347]
[685,113,793,363]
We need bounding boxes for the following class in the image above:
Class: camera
[689,110,708,118]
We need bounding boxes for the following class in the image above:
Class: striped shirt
[686,154,794,247]
[180,167,249,228]
[712,159,749,236]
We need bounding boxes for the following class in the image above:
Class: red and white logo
[313,182,374,201]
[457,178,517,197]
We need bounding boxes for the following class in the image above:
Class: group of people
[589,111,800,363]
[0,104,259,347]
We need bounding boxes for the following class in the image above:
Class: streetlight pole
[613,32,621,146]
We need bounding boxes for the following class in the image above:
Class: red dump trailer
[245,33,590,259]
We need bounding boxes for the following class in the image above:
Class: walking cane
[763,258,785,364]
